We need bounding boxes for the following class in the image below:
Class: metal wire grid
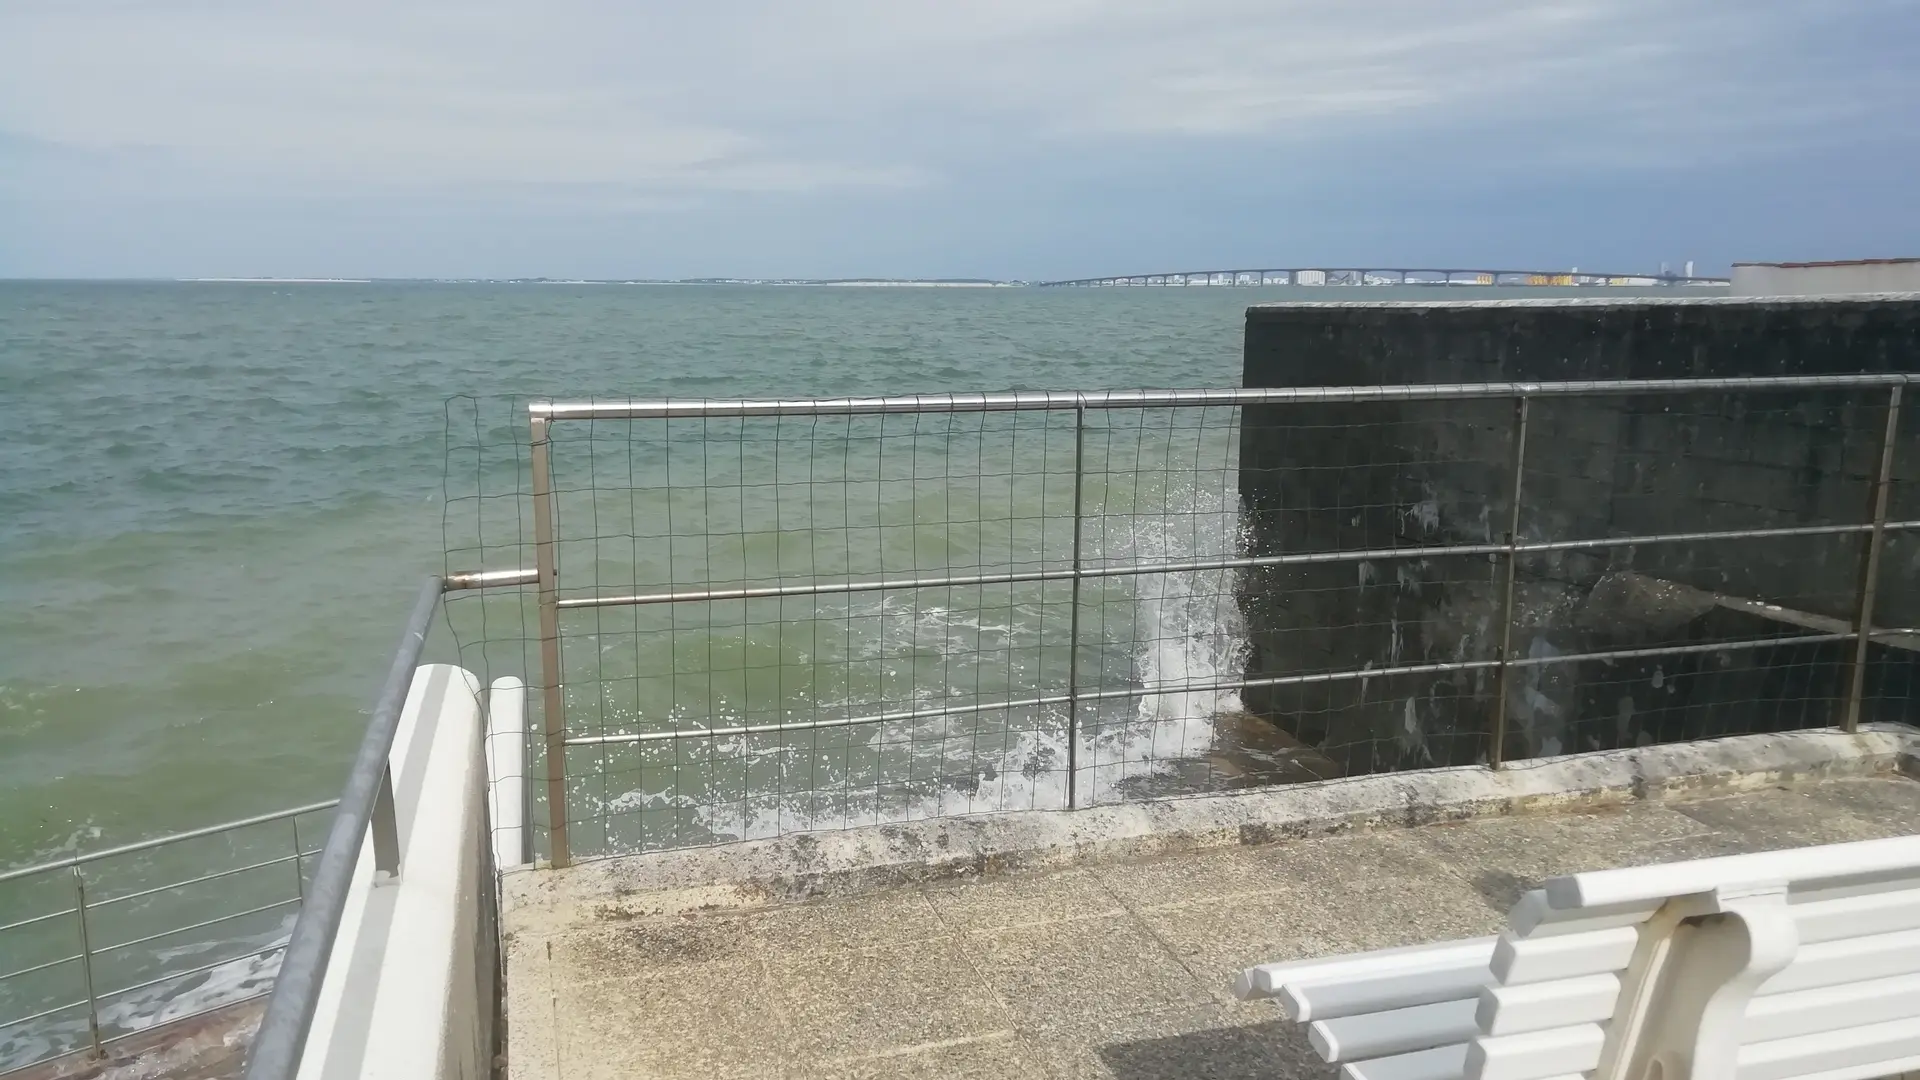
[0,803,334,1075]
[441,396,543,863]
[440,376,1915,867]
[1237,386,1918,775]
[543,408,1088,857]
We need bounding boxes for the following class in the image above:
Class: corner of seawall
[500,725,1917,932]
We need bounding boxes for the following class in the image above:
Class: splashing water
[589,476,1253,846]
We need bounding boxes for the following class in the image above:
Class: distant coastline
[175,276,1026,287]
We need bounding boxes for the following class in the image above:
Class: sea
[0,279,1655,1061]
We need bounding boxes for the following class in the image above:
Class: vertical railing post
[71,868,102,1057]
[1065,403,1087,809]
[290,818,305,903]
[1490,395,1531,768]
[1845,382,1903,733]
[369,768,400,880]
[529,413,570,867]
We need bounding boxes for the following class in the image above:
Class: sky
[3,0,1918,280]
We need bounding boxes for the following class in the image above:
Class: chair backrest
[1471,834,1920,1080]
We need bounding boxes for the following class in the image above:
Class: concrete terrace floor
[503,775,1920,1080]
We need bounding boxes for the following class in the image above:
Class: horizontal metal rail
[102,940,287,1003]
[0,953,84,985]
[444,567,539,590]
[563,692,1076,745]
[94,897,300,957]
[0,800,338,886]
[87,848,321,910]
[551,520,1920,610]
[0,997,92,1037]
[530,373,1911,420]
[562,628,1894,746]
[0,906,77,936]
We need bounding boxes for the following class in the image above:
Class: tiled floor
[504,776,1920,1079]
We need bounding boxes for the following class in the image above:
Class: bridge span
[1035,267,1730,288]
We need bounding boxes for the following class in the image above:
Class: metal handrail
[0,801,337,1074]
[528,373,1912,419]
[241,576,443,1080]
[524,373,1915,858]
[0,800,338,887]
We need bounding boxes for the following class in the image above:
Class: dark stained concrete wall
[1237,296,1920,776]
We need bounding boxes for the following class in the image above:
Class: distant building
[1732,258,1920,296]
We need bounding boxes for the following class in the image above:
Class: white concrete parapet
[296,664,494,1080]
[486,677,528,872]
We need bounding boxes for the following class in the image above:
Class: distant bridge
[1034,267,1731,288]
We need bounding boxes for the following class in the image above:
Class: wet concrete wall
[1237,296,1920,775]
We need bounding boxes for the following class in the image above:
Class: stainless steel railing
[517,374,1916,866]
[0,802,335,1075]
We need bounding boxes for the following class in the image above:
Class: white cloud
[0,0,1909,199]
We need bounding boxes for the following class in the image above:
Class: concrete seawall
[1236,295,1920,775]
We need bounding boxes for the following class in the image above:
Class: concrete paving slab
[1797,776,1920,835]
[1669,785,1903,848]
[1042,1003,1331,1080]
[1118,830,1503,996]
[767,938,1010,1066]
[507,945,780,1080]
[503,771,1920,1080]
[790,885,949,955]
[807,1032,1042,1080]
[923,866,1123,933]
[965,914,1212,1034]
[528,904,810,978]
[1412,803,1716,910]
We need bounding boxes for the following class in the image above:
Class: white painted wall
[1732,261,1920,296]
[296,664,496,1080]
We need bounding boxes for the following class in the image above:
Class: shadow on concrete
[1097,1018,1335,1080]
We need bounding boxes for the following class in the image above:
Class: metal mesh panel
[440,377,1917,865]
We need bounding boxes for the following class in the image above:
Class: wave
[587,477,1251,844]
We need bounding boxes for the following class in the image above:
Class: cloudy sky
[3,0,1917,279]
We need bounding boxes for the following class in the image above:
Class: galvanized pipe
[557,629,1871,746]
[88,849,314,910]
[530,374,1909,420]
[562,692,1075,745]
[443,567,540,590]
[1490,396,1529,768]
[546,520,1920,612]
[0,800,338,886]
[1074,632,1857,701]
[528,416,570,869]
[72,870,102,1057]
[93,898,301,957]
[289,819,304,904]
[1845,383,1904,732]
[241,576,442,1080]
[1065,405,1087,810]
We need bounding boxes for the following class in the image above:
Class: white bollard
[484,677,528,870]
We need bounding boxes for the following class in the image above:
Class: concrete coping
[504,725,1919,921]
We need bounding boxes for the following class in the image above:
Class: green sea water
[3,280,1692,1059]
[0,280,1689,865]
[0,281,1262,868]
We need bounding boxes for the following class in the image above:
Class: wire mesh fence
[441,377,1918,866]
[0,803,333,1075]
